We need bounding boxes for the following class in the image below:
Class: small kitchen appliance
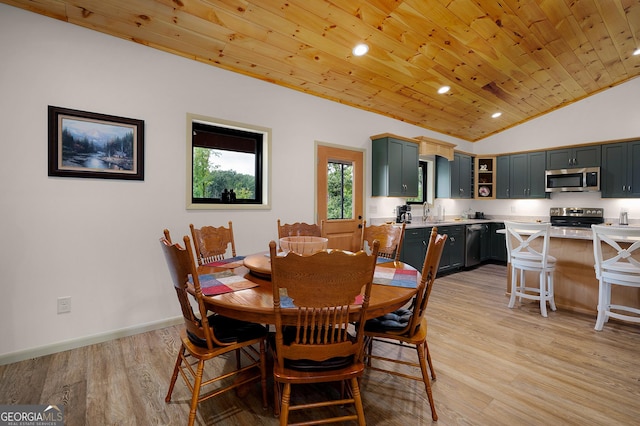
[396,204,412,223]
[549,207,604,228]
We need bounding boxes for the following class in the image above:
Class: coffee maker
[396,204,412,223]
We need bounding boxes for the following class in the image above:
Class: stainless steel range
[549,207,604,228]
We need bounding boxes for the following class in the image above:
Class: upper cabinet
[546,146,601,169]
[475,157,495,199]
[496,155,511,199]
[436,152,473,199]
[371,134,419,197]
[497,152,546,199]
[601,140,640,198]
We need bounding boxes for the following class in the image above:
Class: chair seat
[365,308,412,332]
[188,314,267,347]
[366,317,428,346]
[273,360,365,384]
[270,327,356,372]
[512,252,556,268]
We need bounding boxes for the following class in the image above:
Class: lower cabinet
[438,225,465,273]
[480,224,491,262]
[400,222,506,274]
[490,222,507,262]
[400,227,431,270]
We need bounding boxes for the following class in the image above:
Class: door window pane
[327,161,353,220]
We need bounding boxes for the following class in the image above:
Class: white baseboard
[0,316,183,366]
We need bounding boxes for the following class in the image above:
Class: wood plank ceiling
[4,0,640,141]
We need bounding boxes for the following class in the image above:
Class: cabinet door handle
[422,240,427,247]
[623,185,626,192]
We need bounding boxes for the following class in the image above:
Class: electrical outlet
[369,205,378,214]
[511,205,516,213]
[57,296,71,314]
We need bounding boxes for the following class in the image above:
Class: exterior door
[316,143,364,251]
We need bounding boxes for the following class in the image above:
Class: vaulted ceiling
[4,0,640,141]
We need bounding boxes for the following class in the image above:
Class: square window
[187,114,271,210]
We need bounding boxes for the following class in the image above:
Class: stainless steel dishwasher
[465,224,483,267]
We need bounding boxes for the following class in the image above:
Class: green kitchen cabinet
[601,140,640,198]
[480,223,491,262]
[546,146,601,170]
[490,222,507,263]
[400,227,432,270]
[371,134,419,197]
[436,152,473,199]
[496,155,511,199]
[438,225,465,273]
[507,151,546,199]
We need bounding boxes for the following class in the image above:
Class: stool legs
[508,266,556,317]
[594,280,609,331]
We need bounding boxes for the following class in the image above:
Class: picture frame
[48,106,144,180]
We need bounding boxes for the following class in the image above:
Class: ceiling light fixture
[438,86,450,94]
[492,112,502,118]
[352,43,369,56]
[633,48,640,56]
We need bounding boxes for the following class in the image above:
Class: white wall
[1,4,638,361]
[0,4,467,360]
[456,75,640,223]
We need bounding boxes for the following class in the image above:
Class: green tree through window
[327,161,353,219]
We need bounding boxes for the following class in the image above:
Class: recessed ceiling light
[492,112,502,118]
[633,48,640,56]
[352,43,369,56]
[438,86,450,94]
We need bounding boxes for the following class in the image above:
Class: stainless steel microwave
[545,167,600,192]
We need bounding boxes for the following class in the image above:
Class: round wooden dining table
[197,252,420,325]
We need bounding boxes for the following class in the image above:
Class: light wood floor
[2,263,639,425]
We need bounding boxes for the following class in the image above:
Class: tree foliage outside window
[407,162,426,204]
[327,161,353,219]
[191,120,263,205]
[192,148,256,200]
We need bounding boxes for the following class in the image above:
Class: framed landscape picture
[48,106,144,180]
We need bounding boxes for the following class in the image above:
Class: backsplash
[368,191,639,225]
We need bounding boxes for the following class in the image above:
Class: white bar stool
[591,225,640,331]
[504,221,557,317]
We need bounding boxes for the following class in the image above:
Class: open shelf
[475,157,495,199]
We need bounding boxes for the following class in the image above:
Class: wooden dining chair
[363,227,447,421]
[361,220,406,260]
[189,221,236,266]
[160,231,267,426]
[268,239,380,426]
[277,219,322,239]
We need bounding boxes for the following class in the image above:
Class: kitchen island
[505,226,640,316]
[382,217,640,317]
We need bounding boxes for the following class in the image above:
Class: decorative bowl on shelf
[479,186,491,197]
[279,236,328,254]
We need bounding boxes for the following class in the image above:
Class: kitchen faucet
[422,201,431,222]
